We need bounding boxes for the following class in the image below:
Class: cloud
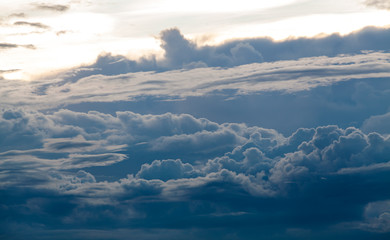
[359,200,390,233]
[0,69,20,74]
[230,42,263,65]
[159,28,198,68]
[1,107,390,240]
[7,108,388,183]
[11,51,390,106]
[2,26,390,239]
[56,30,69,36]
[136,159,199,181]
[149,127,247,153]
[0,109,242,174]
[0,109,128,172]
[8,13,26,18]
[365,0,390,10]
[362,111,390,134]
[33,3,70,12]
[0,43,36,50]
[1,50,389,135]
[14,21,50,29]
[56,26,390,79]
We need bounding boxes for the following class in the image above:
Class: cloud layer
[1,107,390,239]
[3,50,390,108]
[2,47,390,134]
[2,25,390,239]
[59,26,390,78]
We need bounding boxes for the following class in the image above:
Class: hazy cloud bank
[365,0,390,10]
[2,50,390,134]
[32,3,70,12]
[2,51,389,109]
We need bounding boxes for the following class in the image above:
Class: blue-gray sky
[1,1,390,240]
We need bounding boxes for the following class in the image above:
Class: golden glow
[214,10,390,42]
[130,0,297,14]
[2,71,27,81]
[1,0,390,80]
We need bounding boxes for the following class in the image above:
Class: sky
[1,0,390,240]
[1,0,390,80]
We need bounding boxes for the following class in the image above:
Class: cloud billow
[61,26,390,80]
[1,107,390,239]
[2,25,390,239]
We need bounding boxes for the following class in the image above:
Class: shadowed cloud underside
[1,4,390,237]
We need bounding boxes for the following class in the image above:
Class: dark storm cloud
[33,3,70,12]
[14,21,50,29]
[365,0,390,10]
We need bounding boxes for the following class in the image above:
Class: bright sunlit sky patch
[1,0,390,80]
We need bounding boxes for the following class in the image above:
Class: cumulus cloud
[56,26,390,79]
[230,42,263,65]
[0,109,128,172]
[136,159,199,181]
[1,106,390,239]
[362,111,390,134]
[359,200,390,232]
[0,109,270,170]
[159,28,198,68]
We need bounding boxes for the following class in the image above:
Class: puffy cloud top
[1,107,390,239]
